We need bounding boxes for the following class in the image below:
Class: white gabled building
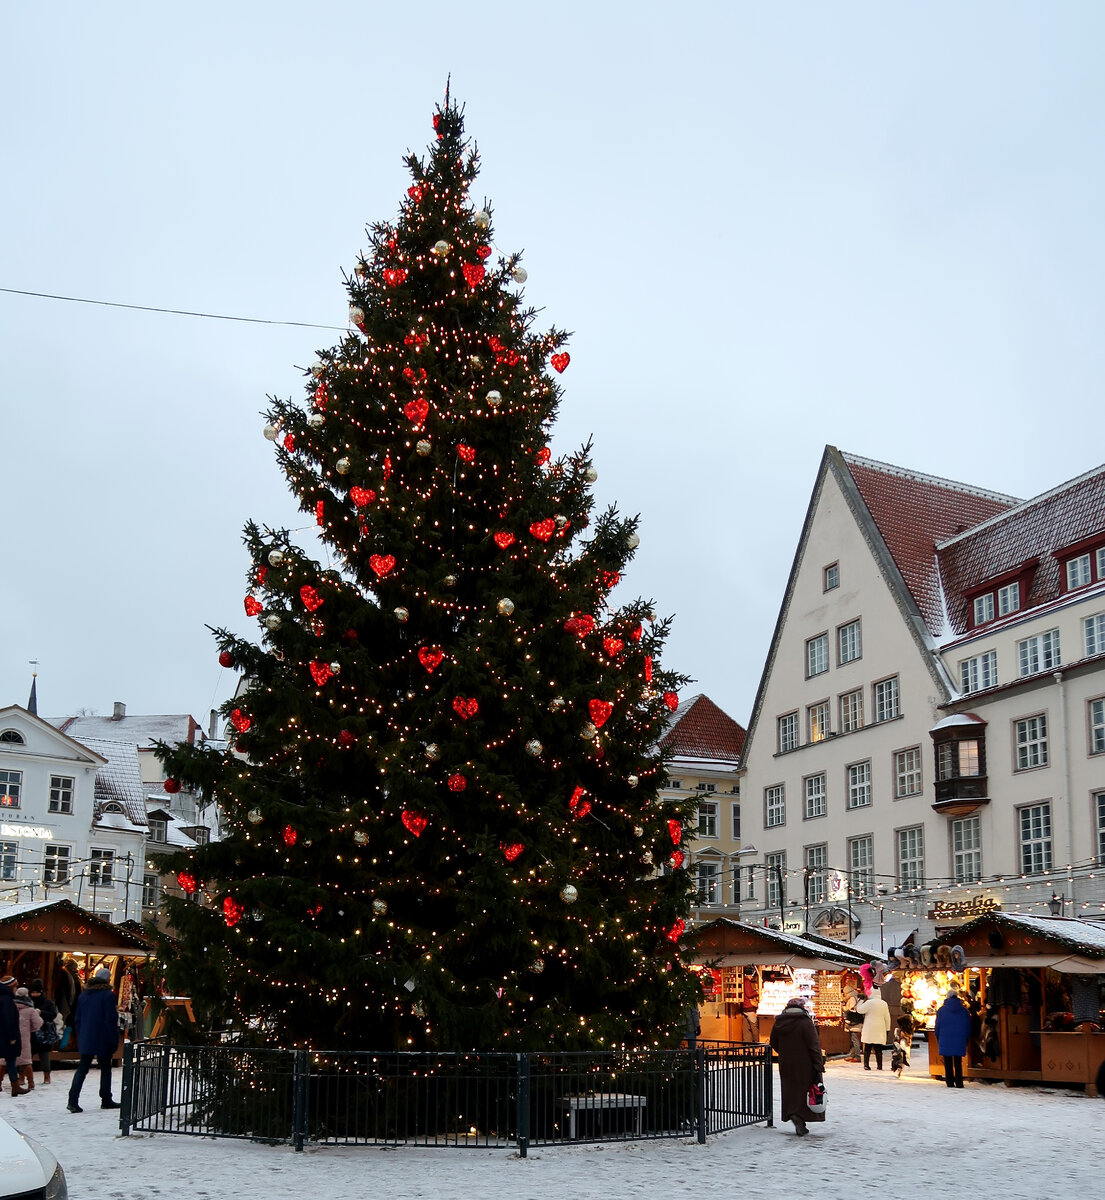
[740,448,1105,949]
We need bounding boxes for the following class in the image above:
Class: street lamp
[1048,893,1064,917]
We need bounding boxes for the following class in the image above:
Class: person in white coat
[857,986,892,1071]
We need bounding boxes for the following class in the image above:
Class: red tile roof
[660,694,746,762]
[936,463,1105,636]
[841,453,1019,634]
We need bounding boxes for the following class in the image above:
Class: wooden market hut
[931,911,1105,1092]
[689,917,867,1056]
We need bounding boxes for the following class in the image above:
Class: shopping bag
[807,1082,827,1117]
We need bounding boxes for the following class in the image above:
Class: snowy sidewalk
[4,1054,1099,1199]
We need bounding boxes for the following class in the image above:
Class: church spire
[27,667,38,716]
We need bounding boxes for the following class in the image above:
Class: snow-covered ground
[5,1046,1100,1200]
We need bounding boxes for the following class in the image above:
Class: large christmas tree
[154,95,699,1052]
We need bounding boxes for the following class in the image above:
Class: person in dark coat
[66,967,120,1113]
[769,996,824,1136]
[0,974,25,1095]
[29,979,59,1084]
[934,983,972,1088]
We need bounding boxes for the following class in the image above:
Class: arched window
[0,730,25,745]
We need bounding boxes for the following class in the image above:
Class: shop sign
[929,896,1000,921]
[0,822,55,840]
[783,916,806,934]
[826,871,849,902]
[814,907,858,941]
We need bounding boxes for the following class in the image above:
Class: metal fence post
[119,1040,135,1137]
[696,1046,707,1144]
[764,1043,773,1127]
[292,1049,308,1152]
[516,1053,530,1158]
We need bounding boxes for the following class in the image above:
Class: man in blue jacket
[67,967,120,1113]
[934,982,972,1088]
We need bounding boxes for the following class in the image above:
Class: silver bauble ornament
[432,239,451,257]
[584,467,598,483]
[394,606,410,622]
[627,532,641,550]
[443,574,457,588]
[633,825,644,837]
[267,549,285,567]
[642,851,653,866]
[560,884,579,904]
[525,739,543,757]
[581,723,597,741]
[424,743,441,761]
[335,457,351,474]
[265,614,282,631]
[627,774,639,788]
[485,389,502,408]
[329,661,341,675]
[263,423,279,441]
[531,957,545,973]
[247,808,263,824]
[497,597,515,616]
[469,354,482,368]
[416,439,432,456]
[307,412,324,429]
[354,259,369,279]
[512,266,528,283]
[548,696,565,712]
[474,209,490,229]
[349,304,365,325]
[353,830,368,845]
[372,898,388,915]
[311,362,326,378]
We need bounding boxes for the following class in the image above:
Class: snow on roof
[660,694,746,763]
[841,452,1020,637]
[74,737,149,828]
[50,712,205,749]
[930,713,987,731]
[949,910,1105,958]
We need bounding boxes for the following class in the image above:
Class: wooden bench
[556,1092,647,1139]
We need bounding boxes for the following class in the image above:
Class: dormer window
[0,730,25,745]
[998,582,1020,615]
[1059,538,1105,594]
[148,817,168,843]
[973,593,995,625]
[1067,554,1092,590]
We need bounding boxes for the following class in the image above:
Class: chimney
[209,709,219,739]
[112,701,126,721]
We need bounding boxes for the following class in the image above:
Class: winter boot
[18,1067,34,1092]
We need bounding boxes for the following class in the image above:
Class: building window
[48,776,74,814]
[0,770,22,809]
[1019,802,1052,875]
[807,701,830,744]
[765,785,786,828]
[960,650,998,694]
[1098,793,1105,864]
[1099,547,1105,579]
[744,865,756,901]
[765,852,786,910]
[0,841,16,882]
[847,761,871,809]
[807,633,829,678]
[696,860,721,905]
[937,738,981,779]
[824,563,839,591]
[1014,714,1049,771]
[0,730,25,745]
[192,827,210,846]
[1067,554,1092,591]
[848,836,873,900]
[777,712,799,754]
[805,844,827,904]
[142,873,160,909]
[89,848,115,888]
[1018,629,1061,677]
[1091,699,1105,756]
[895,747,922,797]
[148,817,168,843]
[973,593,995,625]
[697,800,719,839]
[873,676,900,723]
[838,619,862,665]
[804,773,826,820]
[839,689,863,733]
[951,815,982,884]
[695,782,718,793]
[998,582,1020,616]
[731,803,741,840]
[898,827,925,891]
[44,844,70,885]
[668,779,682,790]
[1086,613,1105,658]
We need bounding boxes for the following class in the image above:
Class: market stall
[930,912,1105,1093]
[688,917,867,1057]
[0,898,152,1061]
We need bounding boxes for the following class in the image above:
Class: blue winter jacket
[72,980,119,1059]
[934,994,972,1057]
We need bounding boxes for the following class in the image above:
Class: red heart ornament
[282,824,298,847]
[670,850,685,870]
[176,871,197,895]
[403,332,427,350]
[667,818,683,845]
[309,661,332,687]
[644,655,653,682]
[300,585,324,612]
[663,691,679,711]
[452,696,479,719]
[493,531,514,549]
[223,897,246,928]
[230,709,251,733]
[569,785,586,812]
[349,486,376,507]
[530,519,556,542]
[501,842,525,862]
[462,262,486,288]
[369,554,396,579]
[602,571,620,591]
[337,729,357,748]
[572,798,592,820]
[316,499,325,526]
[665,919,686,944]
[384,268,408,287]
[404,397,429,428]
[313,382,328,409]
[307,902,323,917]
[456,443,476,463]
[402,366,428,385]
[564,614,595,637]
[401,810,428,837]
[631,624,643,641]
[244,595,263,617]
[535,448,551,465]
[603,636,624,658]
[254,565,268,586]
[550,352,570,373]
[283,433,295,452]
[418,645,445,673]
[475,245,492,260]
[589,699,614,728]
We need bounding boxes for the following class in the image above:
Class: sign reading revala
[929,896,1001,921]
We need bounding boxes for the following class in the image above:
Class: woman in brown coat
[769,996,825,1136]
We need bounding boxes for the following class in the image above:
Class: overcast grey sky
[3,2,1103,730]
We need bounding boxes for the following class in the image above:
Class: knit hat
[14,987,28,997]
[0,975,14,987]
[785,995,808,1009]
[29,979,44,992]
[94,967,111,982]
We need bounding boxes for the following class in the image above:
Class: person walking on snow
[0,975,25,1095]
[66,968,120,1113]
[11,988,42,1094]
[769,995,825,1136]
[935,982,972,1088]
[857,985,892,1071]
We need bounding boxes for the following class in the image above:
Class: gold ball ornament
[496,597,515,616]
[525,739,543,756]
[580,723,597,741]
[267,549,285,567]
[432,239,451,257]
[443,574,457,588]
[264,614,282,631]
[335,457,351,474]
[394,606,410,622]
[560,884,579,904]
[307,412,324,429]
[247,808,263,824]
[584,467,598,483]
[548,697,565,712]
[353,830,368,845]
[416,440,432,456]
[372,898,388,915]
[485,389,502,408]
[424,743,441,761]
[474,209,490,229]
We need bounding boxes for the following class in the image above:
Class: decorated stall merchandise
[688,918,866,1055]
[0,899,151,1061]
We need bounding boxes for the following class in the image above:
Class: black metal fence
[119,1040,772,1154]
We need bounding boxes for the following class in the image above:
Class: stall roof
[936,911,1105,974]
[689,917,869,970]
[0,898,152,956]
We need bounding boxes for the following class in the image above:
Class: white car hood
[0,1115,53,1192]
